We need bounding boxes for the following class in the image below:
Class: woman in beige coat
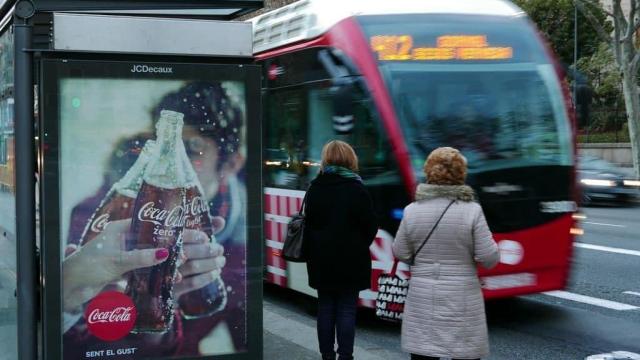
[393,147,499,360]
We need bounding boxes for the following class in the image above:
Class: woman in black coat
[303,140,378,360]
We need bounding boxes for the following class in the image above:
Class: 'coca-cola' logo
[137,202,185,227]
[185,196,209,216]
[90,213,110,233]
[85,291,137,341]
[87,306,133,324]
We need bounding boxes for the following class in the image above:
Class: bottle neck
[113,140,156,197]
[143,114,187,189]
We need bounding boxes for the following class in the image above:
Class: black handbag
[406,200,454,266]
[282,192,308,262]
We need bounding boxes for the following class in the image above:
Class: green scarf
[322,165,362,183]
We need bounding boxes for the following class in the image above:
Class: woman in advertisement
[61,81,249,357]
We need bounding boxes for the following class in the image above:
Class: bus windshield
[358,14,573,175]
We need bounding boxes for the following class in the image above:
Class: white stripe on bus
[289,196,300,215]
[264,187,306,198]
[267,265,287,277]
[265,214,291,224]
[269,193,278,218]
[372,261,390,271]
[279,195,288,217]
[266,239,284,250]
[271,216,279,242]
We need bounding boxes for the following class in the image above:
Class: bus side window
[262,46,395,191]
[263,88,311,190]
[349,92,392,180]
[307,85,392,182]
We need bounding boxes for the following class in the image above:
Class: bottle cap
[159,109,185,123]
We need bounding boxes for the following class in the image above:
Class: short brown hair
[321,140,359,172]
[424,147,467,185]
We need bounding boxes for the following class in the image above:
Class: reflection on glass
[359,14,573,177]
[0,26,17,360]
[264,84,394,190]
[386,63,573,174]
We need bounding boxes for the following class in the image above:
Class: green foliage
[578,130,630,143]
[577,44,620,101]
[516,0,623,138]
[513,0,610,66]
[577,44,625,131]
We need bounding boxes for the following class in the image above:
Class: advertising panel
[41,59,261,359]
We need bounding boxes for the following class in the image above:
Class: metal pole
[14,17,37,360]
[573,4,579,101]
[574,4,584,141]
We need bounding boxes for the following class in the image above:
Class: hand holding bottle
[175,216,226,298]
[62,219,170,313]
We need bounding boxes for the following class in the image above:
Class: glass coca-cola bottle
[177,140,228,318]
[126,110,188,333]
[79,140,156,246]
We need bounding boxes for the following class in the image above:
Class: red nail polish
[155,248,169,260]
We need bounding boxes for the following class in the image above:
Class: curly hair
[423,147,467,185]
[153,81,244,167]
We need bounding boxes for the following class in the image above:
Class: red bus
[253,0,579,307]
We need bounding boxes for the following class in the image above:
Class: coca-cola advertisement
[41,60,261,360]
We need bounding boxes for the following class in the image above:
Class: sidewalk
[264,326,317,360]
[263,307,387,360]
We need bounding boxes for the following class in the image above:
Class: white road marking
[544,290,638,311]
[586,351,640,360]
[623,291,640,297]
[574,243,640,257]
[583,221,626,228]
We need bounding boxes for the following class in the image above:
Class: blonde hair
[320,140,359,172]
[424,147,467,185]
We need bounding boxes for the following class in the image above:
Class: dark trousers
[317,289,359,360]
[411,355,480,360]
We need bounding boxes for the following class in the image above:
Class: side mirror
[330,82,356,134]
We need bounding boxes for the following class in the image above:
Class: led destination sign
[370,35,513,61]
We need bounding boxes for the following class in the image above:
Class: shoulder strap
[299,186,310,215]
[410,200,455,264]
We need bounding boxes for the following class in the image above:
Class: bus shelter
[0,1,263,359]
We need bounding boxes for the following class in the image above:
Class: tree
[575,0,640,177]
[577,44,623,130]
[513,0,607,66]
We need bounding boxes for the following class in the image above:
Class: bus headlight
[570,228,584,236]
[580,179,616,187]
[623,180,640,187]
